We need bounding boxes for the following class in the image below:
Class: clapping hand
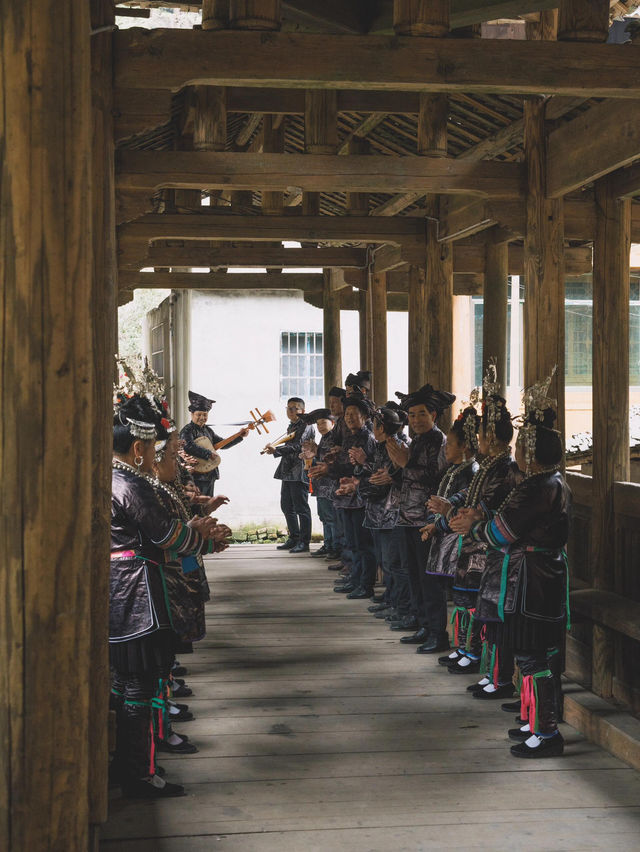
[203,494,230,514]
[386,440,410,468]
[335,476,358,496]
[420,523,436,542]
[427,496,451,515]
[348,446,367,465]
[369,467,392,486]
[449,507,482,535]
[308,462,329,479]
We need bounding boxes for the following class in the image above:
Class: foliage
[118,289,170,362]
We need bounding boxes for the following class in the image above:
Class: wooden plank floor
[102,545,640,851]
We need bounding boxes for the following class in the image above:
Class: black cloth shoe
[169,709,194,722]
[416,633,450,654]
[156,738,198,754]
[346,587,374,600]
[122,777,186,799]
[171,663,187,677]
[326,550,342,560]
[501,700,522,713]
[289,541,310,553]
[467,680,488,692]
[334,583,356,594]
[448,657,481,674]
[277,538,298,550]
[510,732,564,759]
[368,603,390,613]
[473,683,515,700]
[327,562,344,570]
[171,684,192,698]
[390,616,419,632]
[311,546,329,557]
[400,628,428,645]
[439,650,463,667]
[508,727,530,742]
[371,593,386,603]
[376,608,396,620]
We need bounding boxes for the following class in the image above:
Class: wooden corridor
[102,545,640,851]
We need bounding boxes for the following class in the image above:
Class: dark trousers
[334,507,352,567]
[389,527,412,616]
[398,526,447,636]
[280,480,312,543]
[343,507,377,592]
[111,671,157,781]
[371,528,398,606]
[452,587,481,654]
[317,496,338,550]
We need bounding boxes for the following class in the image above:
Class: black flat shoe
[156,739,199,754]
[390,617,419,632]
[171,664,187,677]
[368,602,389,613]
[327,562,344,571]
[501,700,522,713]
[289,542,310,553]
[277,539,297,550]
[371,593,386,603]
[376,608,396,619]
[473,683,515,700]
[346,588,374,600]
[122,777,186,799]
[171,684,192,698]
[311,546,329,557]
[439,651,463,667]
[510,732,564,759]
[467,680,489,692]
[334,583,356,594]
[448,658,481,674]
[169,709,194,722]
[508,727,530,742]
[400,628,428,645]
[416,635,450,654]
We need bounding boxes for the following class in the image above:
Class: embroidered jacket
[327,426,378,509]
[357,434,408,529]
[392,426,446,527]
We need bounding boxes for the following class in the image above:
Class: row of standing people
[275,366,571,759]
[110,371,235,799]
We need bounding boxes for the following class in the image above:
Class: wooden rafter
[126,245,369,269]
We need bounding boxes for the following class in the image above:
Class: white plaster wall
[175,289,407,526]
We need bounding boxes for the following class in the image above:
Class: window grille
[280,332,324,399]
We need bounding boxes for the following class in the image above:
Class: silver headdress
[520,366,558,472]
[456,387,480,453]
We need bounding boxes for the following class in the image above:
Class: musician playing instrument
[263,397,315,554]
[179,391,249,497]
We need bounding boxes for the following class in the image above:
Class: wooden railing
[566,472,640,718]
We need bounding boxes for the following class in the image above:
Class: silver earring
[134,455,144,470]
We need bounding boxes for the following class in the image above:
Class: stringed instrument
[191,408,276,473]
[260,431,296,455]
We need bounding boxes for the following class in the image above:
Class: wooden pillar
[408,264,427,391]
[558,0,610,42]
[523,98,565,435]
[393,0,449,36]
[371,272,388,403]
[591,176,631,697]
[426,205,454,432]
[0,0,93,849]
[193,86,227,152]
[483,240,509,394]
[89,0,118,839]
[525,9,558,41]
[229,0,280,29]
[202,0,229,29]
[323,270,343,399]
[358,290,371,371]
[346,136,370,216]
[304,90,337,216]
[418,94,448,157]
[262,115,285,215]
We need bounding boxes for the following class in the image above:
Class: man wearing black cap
[179,391,249,497]
[387,384,454,651]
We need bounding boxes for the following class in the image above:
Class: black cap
[300,407,334,424]
[404,384,456,414]
[328,386,347,398]
[345,370,371,391]
[188,390,215,412]
[343,392,374,418]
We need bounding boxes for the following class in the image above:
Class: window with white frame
[151,323,165,379]
[280,332,324,399]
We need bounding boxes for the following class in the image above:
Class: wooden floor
[102,545,640,851]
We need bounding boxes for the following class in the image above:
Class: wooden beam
[439,196,523,241]
[136,245,368,269]
[116,151,524,198]
[591,174,631,697]
[113,88,173,140]
[548,100,640,197]
[235,112,263,146]
[337,113,387,156]
[113,30,640,98]
[120,271,323,289]
[558,0,610,43]
[603,160,640,201]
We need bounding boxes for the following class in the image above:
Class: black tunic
[179,421,244,484]
[273,419,316,482]
[425,459,479,577]
[392,426,446,528]
[327,426,378,509]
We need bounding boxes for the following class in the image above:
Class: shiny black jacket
[328,426,378,509]
[273,419,316,482]
[179,421,244,483]
[392,426,447,527]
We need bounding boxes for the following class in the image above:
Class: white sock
[457,656,473,668]
[167,733,183,746]
[168,704,180,716]
[482,683,497,693]
[477,676,491,687]
[520,723,531,733]
[524,734,542,748]
[448,650,459,659]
